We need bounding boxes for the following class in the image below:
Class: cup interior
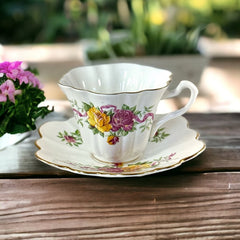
[59,63,172,94]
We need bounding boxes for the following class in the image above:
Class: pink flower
[64,135,76,143]
[0,61,42,89]
[0,61,22,80]
[0,80,21,103]
[111,109,135,132]
[168,152,176,160]
[17,70,42,88]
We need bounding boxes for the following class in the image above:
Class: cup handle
[150,80,198,138]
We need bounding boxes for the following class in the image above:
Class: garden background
[1,0,240,112]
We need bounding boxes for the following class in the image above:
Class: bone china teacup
[59,63,198,163]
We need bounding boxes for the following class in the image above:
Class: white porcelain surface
[58,63,198,163]
[59,63,172,94]
[35,116,206,178]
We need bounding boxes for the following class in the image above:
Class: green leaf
[1,80,52,136]
[83,102,92,112]
[92,128,99,135]
[8,123,29,134]
[122,130,128,136]
[130,106,137,113]
[122,104,130,110]
[144,105,154,113]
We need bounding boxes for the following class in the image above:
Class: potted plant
[0,61,53,149]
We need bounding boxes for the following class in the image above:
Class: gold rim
[58,63,172,96]
[34,117,206,177]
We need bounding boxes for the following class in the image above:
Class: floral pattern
[150,128,170,143]
[71,101,155,145]
[57,129,83,147]
[87,107,112,133]
[75,152,176,174]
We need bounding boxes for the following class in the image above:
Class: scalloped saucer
[35,116,205,178]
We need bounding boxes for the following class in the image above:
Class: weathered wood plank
[0,133,239,177]
[173,147,240,173]
[1,173,240,239]
[1,147,240,177]
[185,113,240,137]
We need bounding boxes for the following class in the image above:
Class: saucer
[35,116,205,178]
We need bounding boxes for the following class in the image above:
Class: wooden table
[1,102,240,239]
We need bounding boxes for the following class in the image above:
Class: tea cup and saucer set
[35,63,206,178]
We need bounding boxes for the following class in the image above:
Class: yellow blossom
[87,107,112,133]
[149,10,165,25]
[122,163,151,172]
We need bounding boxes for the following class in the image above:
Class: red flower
[111,109,135,132]
[64,135,76,143]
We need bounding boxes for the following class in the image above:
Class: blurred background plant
[1,0,240,60]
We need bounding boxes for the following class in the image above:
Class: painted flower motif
[64,135,76,143]
[87,107,112,133]
[98,167,123,173]
[111,109,135,132]
[107,135,119,145]
[121,164,150,172]
[71,102,165,146]
[149,128,170,143]
[0,79,21,103]
[58,130,83,147]
[99,153,175,173]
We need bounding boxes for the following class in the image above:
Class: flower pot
[0,131,31,150]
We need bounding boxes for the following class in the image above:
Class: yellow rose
[122,163,151,172]
[107,135,119,145]
[122,165,142,172]
[87,107,112,133]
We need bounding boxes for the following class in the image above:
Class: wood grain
[1,109,240,239]
[1,173,240,239]
[185,113,240,137]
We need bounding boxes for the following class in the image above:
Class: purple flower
[0,80,21,103]
[111,109,135,132]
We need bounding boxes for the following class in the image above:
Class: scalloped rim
[58,63,172,95]
[35,117,206,178]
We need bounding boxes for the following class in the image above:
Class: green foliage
[150,128,170,143]
[0,83,53,137]
[1,0,240,58]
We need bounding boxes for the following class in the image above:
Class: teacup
[59,63,198,163]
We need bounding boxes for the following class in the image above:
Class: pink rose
[64,135,76,143]
[111,109,135,132]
